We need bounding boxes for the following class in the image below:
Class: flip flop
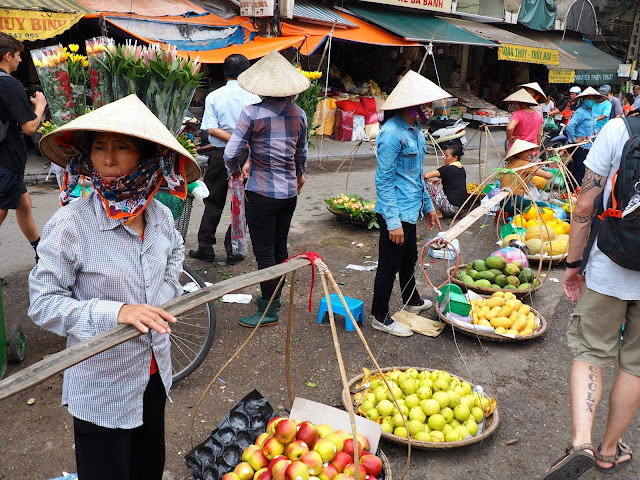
[595,441,633,474]
[544,443,595,480]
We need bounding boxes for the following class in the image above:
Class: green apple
[369,379,381,390]
[414,430,431,442]
[365,408,380,421]
[433,378,449,392]
[446,390,461,408]
[397,372,408,385]
[430,430,445,442]
[448,419,461,428]
[418,378,433,389]
[454,405,471,423]
[381,422,394,434]
[405,368,419,379]
[364,392,376,404]
[442,424,453,435]
[408,406,426,423]
[407,419,424,436]
[471,406,485,423]
[454,425,470,439]
[388,370,401,382]
[444,429,461,442]
[454,386,466,397]
[432,391,450,409]
[374,387,388,403]
[416,386,432,400]
[361,400,375,412]
[461,381,473,395]
[421,399,440,416]
[459,395,474,409]
[441,407,454,423]
[405,394,420,409]
[401,379,418,396]
[387,387,404,402]
[392,413,406,428]
[417,370,430,381]
[437,371,452,383]
[376,399,394,417]
[393,427,408,438]
[465,419,479,436]
[427,413,445,431]
[429,370,440,382]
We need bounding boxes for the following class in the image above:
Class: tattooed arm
[563,168,606,302]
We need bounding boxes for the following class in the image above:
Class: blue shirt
[565,105,596,150]
[592,99,611,132]
[374,114,434,230]
[201,80,260,147]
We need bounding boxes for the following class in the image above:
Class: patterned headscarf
[60,149,187,224]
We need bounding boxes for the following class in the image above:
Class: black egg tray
[185,389,279,480]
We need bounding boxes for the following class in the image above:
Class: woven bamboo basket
[379,449,392,480]
[342,366,499,450]
[446,266,543,298]
[526,253,567,265]
[435,300,547,342]
[326,205,371,227]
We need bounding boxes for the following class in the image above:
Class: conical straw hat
[238,50,310,97]
[518,81,546,100]
[505,139,539,161]
[40,95,200,183]
[503,88,538,105]
[576,86,604,98]
[381,70,451,110]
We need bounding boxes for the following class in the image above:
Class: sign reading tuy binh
[359,0,452,13]
[0,9,85,41]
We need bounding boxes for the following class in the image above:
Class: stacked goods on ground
[223,418,383,480]
[354,368,495,444]
[325,194,378,229]
[470,291,538,336]
[455,255,539,291]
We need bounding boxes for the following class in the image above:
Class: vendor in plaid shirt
[29,95,200,480]
[224,50,309,328]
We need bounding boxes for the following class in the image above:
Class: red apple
[359,454,382,477]
[356,433,370,452]
[271,459,292,480]
[256,433,273,447]
[234,461,255,480]
[330,451,353,473]
[317,463,339,480]
[268,455,289,473]
[222,473,241,480]
[275,418,298,444]
[268,417,285,436]
[343,463,367,478]
[299,451,323,476]
[254,467,271,480]
[333,430,350,443]
[342,439,362,458]
[243,445,263,463]
[296,421,319,449]
[285,439,310,461]
[248,449,270,471]
[264,437,286,460]
[285,460,310,480]
[313,438,337,463]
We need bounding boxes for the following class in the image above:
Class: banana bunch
[466,183,481,194]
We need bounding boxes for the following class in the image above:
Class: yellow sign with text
[0,9,84,41]
[360,0,452,13]
[549,69,575,84]
[498,43,559,66]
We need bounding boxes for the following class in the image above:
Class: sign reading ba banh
[0,9,84,41]
[498,43,559,66]
[361,0,452,12]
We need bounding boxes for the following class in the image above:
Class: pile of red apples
[222,416,384,480]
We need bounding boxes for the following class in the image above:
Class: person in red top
[504,88,544,150]
[623,93,635,116]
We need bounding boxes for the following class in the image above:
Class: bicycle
[154,187,216,383]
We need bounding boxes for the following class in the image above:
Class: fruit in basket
[275,419,298,444]
[285,460,309,480]
[248,449,270,471]
[360,453,383,477]
[525,225,557,242]
[296,421,319,449]
[234,462,255,480]
[313,438,337,462]
[471,291,538,336]
[286,440,310,461]
[485,256,507,270]
[222,473,241,480]
[472,259,487,271]
[300,451,323,476]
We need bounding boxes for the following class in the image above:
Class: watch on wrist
[565,259,582,269]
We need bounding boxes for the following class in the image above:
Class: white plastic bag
[190,180,209,201]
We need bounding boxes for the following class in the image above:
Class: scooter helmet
[569,86,581,94]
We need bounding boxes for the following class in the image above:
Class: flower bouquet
[65,44,89,118]
[325,194,378,229]
[141,44,175,126]
[86,36,114,108]
[101,40,149,101]
[165,47,203,135]
[294,68,323,147]
[31,44,75,125]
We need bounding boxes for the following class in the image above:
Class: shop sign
[0,9,84,41]
[549,69,575,84]
[574,70,618,84]
[497,43,559,66]
[359,0,452,13]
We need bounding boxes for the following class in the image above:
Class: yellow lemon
[525,218,541,229]
[541,207,555,221]
[522,206,538,221]
[560,222,570,234]
[512,215,527,228]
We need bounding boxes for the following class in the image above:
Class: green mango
[512,261,524,270]
[495,274,508,287]
[474,279,492,288]
[477,271,496,283]
[455,271,466,281]
[461,275,474,284]
[506,275,520,287]
[489,269,503,277]
[466,269,478,279]
[472,259,487,272]
[485,256,507,271]
[519,267,534,283]
[491,284,501,289]
[503,263,521,276]
[504,284,517,290]
[517,282,532,290]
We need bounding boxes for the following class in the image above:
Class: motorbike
[422,117,468,154]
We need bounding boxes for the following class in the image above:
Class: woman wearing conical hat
[504,88,544,150]
[30,94,200,479]
[224,50,309,328]
[370,70,444,337]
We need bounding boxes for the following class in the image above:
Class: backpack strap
[623,115,640,138]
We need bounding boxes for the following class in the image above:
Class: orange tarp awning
[175,35,309,63]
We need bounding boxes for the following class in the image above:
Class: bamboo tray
[435,300,547,342]
[342,366,499,450]
[446,266,543,298]
[326,205,371,227]
[526,253,567,265]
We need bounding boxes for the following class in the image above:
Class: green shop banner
[574,70,620,85]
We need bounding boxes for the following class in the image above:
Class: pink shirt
[508,109,543,149]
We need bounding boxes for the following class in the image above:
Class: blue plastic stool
[317,294,364,331]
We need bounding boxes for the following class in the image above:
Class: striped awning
[293,0,357,28]
[0,0,94,41]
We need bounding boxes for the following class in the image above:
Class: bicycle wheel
[170,264,216,383]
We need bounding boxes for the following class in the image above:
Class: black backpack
[582,115,640,271]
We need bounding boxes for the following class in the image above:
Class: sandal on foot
[544,443,595,480]
[595,441,633,474]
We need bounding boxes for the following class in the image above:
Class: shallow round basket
[342,366,499,450]
[526,253,567,265]
[446,266,543,298]
[435,300,547,342]
[326,204,371,227]
[379,449,392,480]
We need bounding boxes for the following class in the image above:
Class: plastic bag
[189,180,210,201]
[334,109,354,141]
[229,177,248,257]
[489,247,529,267]
[352,114,366,141]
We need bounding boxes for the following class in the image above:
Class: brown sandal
[544,443,595,480]
[595,441,633,474]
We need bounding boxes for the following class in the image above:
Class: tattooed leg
[570,361,602,448]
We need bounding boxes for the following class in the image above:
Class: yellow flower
[69,44,79,53]
[33,59,42,68]
[82,60,89,68]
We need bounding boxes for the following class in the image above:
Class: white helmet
[569,86,581,94]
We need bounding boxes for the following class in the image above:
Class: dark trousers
[570,146,588,189]
[371,214,422,318]
[73,373,166,480]
[245,190,297,300]
[197,148,248,256]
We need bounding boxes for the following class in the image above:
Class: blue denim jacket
[565,105,596,150]
[374,114,435,230]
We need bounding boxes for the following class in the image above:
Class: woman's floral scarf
[60,150,187,224]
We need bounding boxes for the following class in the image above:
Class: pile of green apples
[222,417,384,480]
[358,368,491,443]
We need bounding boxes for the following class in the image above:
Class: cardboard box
[434,107,452,117]
[289,397,382,453]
